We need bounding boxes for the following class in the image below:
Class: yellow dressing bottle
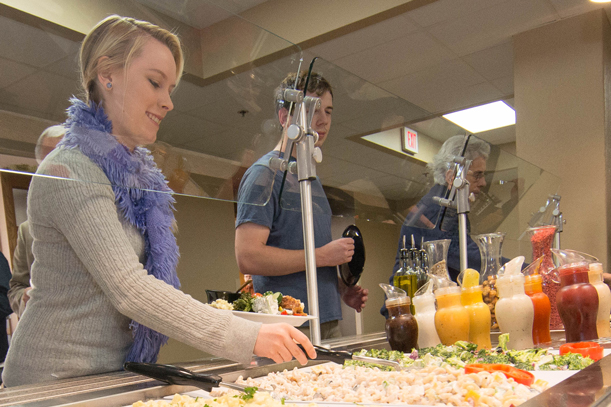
[460,268,492,350]
[435,286,470,345]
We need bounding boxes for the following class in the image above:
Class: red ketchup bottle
[556,262,599,342]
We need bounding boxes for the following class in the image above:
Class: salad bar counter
[0,332,609,407]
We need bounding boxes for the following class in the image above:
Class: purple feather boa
[59,97,180,363]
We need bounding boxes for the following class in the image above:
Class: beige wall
[158,195,240,363]
[355,219,402,335]
[514,10,609,267]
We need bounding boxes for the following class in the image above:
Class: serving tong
[305,345,405,371]
[124,362,272,394]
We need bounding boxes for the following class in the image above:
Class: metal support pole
[458,213,469,272]
[296,128,321,345]
[299,180,320,345]
[268,86,322,345]
[455,179,471,272]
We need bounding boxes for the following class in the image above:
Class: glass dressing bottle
[423,239,452,281]
[380,284,418,352]
[412,281,441,348]
[553,250,599,342]
[475,232,506,330]
[495,256,534,350]
[411,237,429,292]
[527,226,561,329]
[459,268,491,350]
[523,257,551,346]
[393,236,418,313]
[435,285,469,345]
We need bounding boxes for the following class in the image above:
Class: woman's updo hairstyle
[79,15,184,105]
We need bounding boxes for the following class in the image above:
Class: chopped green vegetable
[281,398,285,405]
[239,386,258,401]
[233,292,253,312]
[345,337,593,372]
[498,333,509,352]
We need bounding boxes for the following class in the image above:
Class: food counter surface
[1,332,609,407]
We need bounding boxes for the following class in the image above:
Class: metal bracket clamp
[433,155,472,271]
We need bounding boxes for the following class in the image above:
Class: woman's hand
[253,323,316,365]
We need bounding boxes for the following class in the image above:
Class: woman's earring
[106,82,112,89]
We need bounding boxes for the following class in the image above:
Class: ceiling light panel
[442,100,515,133]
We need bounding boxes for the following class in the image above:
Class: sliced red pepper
[280,310,288,315]
[464,364,535,386]
[560,342,603,362]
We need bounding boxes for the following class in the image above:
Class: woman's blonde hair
[80,15,184,104]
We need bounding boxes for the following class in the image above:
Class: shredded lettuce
[344,337,593,371]
[498,333,510,352]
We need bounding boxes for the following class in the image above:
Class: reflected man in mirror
[383,135,490,318]
[8,125,65,318]
[235,72,369,339]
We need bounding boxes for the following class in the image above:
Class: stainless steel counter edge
[0,334,390,407]
[0,331,601,406]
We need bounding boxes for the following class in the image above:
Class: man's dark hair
[275,72,333,115]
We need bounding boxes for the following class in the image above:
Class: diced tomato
[560,342,603,361]
[281,310,288,315]
[464,364,535,386]
[252,293,263,298]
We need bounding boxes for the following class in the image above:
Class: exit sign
[401,127,419,154]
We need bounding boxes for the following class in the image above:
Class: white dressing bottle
[495,256,535,350]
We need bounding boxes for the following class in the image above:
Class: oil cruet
[380,284,418,352]
[475,232,506,330]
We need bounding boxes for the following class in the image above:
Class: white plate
[231,311,316,327]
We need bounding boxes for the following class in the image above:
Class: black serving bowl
[206,290,241,304]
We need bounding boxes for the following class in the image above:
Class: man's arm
[235,222,354,276]
[338,277,369,312]
[8,223,33,316]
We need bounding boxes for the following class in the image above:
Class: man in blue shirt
[235,72,368,339]
[381,135,490,318]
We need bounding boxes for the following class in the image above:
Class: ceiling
[0,0,603,205]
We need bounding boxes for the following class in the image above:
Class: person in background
[382,135,491,317]
[2,15,315,387]
[7,221,33,318]
[235,72,368,340]
[0,253,13,365]
[33,125,66,166]
[8,125,66,317]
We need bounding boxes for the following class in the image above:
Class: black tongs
[124,362,259,393]
[304,345,403,370]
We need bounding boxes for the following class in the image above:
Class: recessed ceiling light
[442,101,515,133]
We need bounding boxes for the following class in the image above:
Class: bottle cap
[524,274,543,292]
[435,285,461,296]
[386,296,411,307]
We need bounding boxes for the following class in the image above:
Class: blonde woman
[2,15,315,387]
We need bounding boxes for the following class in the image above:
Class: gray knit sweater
[2,147,261,387]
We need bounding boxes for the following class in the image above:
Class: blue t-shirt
[236,151,342,324]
